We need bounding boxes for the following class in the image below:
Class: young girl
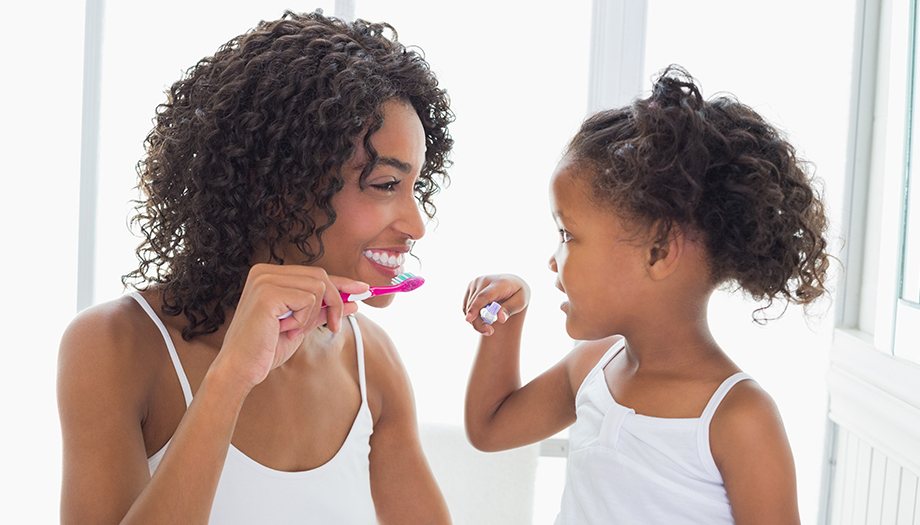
[462,66,828,523]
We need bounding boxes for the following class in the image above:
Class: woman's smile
[363,249,408,270]
[309,99,428,300]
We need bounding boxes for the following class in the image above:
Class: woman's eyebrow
[377,156,413,173]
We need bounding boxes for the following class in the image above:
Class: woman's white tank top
[130,292,378,524]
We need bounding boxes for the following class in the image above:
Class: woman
[57,11,454,524]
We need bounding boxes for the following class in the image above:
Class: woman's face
[309,99,428,308]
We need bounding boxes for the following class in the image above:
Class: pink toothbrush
[278,273,424,319]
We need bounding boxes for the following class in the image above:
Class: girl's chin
[564,315,611,342]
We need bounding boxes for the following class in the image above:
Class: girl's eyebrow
[553,210,575,224]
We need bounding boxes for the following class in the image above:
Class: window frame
[822,0,920,520]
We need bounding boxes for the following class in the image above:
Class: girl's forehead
[550,160,594,204]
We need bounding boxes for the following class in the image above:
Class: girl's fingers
[462,275,531,328]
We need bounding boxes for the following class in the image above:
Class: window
[895,1,920,362]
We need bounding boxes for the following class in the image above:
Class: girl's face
[548,157,650,340]
[308,99,427,308]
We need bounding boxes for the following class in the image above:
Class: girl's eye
[414,179,430,193]
[559,229,573,243]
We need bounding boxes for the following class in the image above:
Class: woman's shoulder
[61,293,161,352]
[350,312,400,368]
[349,312,426,428]
[58,292,167,401]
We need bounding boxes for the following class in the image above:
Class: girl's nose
[548,254,558,273]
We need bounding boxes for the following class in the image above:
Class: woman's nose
[548,254,558,273]
[397,194,427,240]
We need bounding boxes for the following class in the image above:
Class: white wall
[0,1,85,523]
[0,1,853,523]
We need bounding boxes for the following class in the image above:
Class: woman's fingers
[329,275,371,296]
[263,266,369,334]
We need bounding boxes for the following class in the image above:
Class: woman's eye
[371,180,400,192]
[559,229,573,243]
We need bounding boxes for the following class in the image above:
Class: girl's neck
[618,307,725,373]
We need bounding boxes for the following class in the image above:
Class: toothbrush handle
[278,290,372,320]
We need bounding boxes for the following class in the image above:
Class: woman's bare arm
[58,301,248,524]
[360,316,451,524]
[58,265,364,524]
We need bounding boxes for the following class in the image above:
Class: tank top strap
[592,337,626,376]
[346,315,368,405]
[128,291,194,407]
[577,337,626,398]
[697,372,754,479]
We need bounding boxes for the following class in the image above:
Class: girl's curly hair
[566,65,829,320]
[123,10,454,340]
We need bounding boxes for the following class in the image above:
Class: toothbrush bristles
[391,272,416,284]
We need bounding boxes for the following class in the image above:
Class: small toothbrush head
[480,301,501,324]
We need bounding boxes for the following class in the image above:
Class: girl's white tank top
[130,292,378,524]
[556,338,751,524]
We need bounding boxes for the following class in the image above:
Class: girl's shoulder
[711,378,781,432]
[708,377,791,467]
[564,335,625,397]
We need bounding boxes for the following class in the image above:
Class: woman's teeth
[363,250,405,268]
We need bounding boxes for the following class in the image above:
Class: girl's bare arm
[462,274,609,452]
[711,381,801,525]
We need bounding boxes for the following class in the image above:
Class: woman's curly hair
[565,65,829,320]
[123,10,454,340]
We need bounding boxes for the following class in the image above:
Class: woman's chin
[362,294,395,309]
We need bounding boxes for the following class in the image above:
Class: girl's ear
[647,224,684,281]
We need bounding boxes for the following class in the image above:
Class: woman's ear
[647,224,684,281]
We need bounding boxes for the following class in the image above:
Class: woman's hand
[215,264,369,390]
[462,274,531,336]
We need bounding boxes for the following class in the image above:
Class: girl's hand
[214,264,369,390]
[462,274,531,336]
